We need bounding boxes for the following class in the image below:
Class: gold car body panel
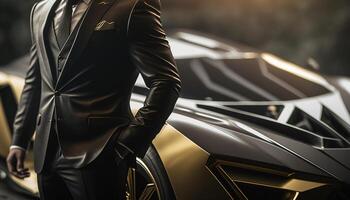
[129,100,231,199]
[0,98,12,157]
[0,72,39,194]
[153,124,232,200]
[215,161,327,192]
[0,72,24,157]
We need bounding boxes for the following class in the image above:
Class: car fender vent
[197,104,350,149]
[224,104,284,120]
[287,107,350,148]
[321,106,350,142]
[288,107,337,138]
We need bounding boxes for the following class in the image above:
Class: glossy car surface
[1,30,350,200]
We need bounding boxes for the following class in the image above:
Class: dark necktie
[56,0,78,48]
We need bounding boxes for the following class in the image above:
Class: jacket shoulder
[103,0,138,37]
[126,0,162,37]
[32,0,48,13]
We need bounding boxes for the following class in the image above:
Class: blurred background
[0,0,349,76]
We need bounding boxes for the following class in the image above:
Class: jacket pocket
[94,20,116,31]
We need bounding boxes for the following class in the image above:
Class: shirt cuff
[10,145,26,151]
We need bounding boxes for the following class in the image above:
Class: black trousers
[37,125,129,200]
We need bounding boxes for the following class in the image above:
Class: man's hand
[6,148,30,179]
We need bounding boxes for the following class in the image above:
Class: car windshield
[173,56,331,101]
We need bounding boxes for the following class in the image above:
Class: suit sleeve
[116,0,182,157]
[11,3,41,150]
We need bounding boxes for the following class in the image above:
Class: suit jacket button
[54,91,61,96]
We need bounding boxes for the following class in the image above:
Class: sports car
[0,29,350,200]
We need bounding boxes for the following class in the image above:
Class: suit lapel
[55,0,117,89]
[37,0,60,87]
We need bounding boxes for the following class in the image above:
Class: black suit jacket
[11,0,181,173]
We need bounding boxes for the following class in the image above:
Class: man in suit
[6,0,181,198]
